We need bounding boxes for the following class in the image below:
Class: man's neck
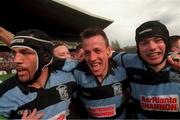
[97,76,105,84]
[97,63,110,84]
[31,68,49,88]
[150,60,166,72]
[97,69,109,84]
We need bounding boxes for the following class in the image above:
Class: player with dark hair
[0,29,76,119]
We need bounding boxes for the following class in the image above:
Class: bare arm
[0,26,14,46]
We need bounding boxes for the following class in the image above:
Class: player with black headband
[0,29,76,119]
[112,20,180,118]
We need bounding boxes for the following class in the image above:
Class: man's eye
[155,38,163,43]
[95,49,101,54]
[84,51,90,56]
[155,39,161,42]
[139,41,147,45]
[22,51,33,55]
[22,51,28,54]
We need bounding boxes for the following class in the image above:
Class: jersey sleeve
[52,57,79,72]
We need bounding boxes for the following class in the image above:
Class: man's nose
[148,41,157,50]
[13,53,23,64]
[89,52,97,61]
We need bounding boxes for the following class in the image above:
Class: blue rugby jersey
[113,52,180,119]
[71,61,128,119]
[0,70,76,119]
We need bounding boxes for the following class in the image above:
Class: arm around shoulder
[0,26,14,46]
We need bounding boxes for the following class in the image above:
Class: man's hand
[0,26,14,46]
[21,108,44,120]
[168,53,180,71]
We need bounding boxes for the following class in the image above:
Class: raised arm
[0,26,14,46]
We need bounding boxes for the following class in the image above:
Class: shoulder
[168,67,180,82]
[52,57,79,71]
[114,52,144,68]
[0,76,17,97]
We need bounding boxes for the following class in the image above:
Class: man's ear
[107,46,112,57]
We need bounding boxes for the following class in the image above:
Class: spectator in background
[53,42,71,59]
[70,50,77,59]
[169,35,180,52]
[0,27,16,74]
[74,43,84,61]
[169,35,180,63]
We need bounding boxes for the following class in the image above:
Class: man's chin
[92,71,100,76]
[18,77,29,82]
[146,60,164,66]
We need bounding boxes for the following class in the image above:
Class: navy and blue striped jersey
[113,52,180,119]
[0,70,76,119]
[70,60,128,119]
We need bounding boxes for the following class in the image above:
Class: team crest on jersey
[56,85,69,100]
[112,83,122,96]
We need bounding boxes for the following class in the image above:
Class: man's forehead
[83,45,107,52]
[12,47,35,52]
[143,36,164,41]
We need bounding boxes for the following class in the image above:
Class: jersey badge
[56,85,69,100]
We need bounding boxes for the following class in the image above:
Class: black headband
[10,36,53,49]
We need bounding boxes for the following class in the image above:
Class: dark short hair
[169,35,180,49]
[53,42,68,50]
[80,26,109,46]
[75,43,83,52]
